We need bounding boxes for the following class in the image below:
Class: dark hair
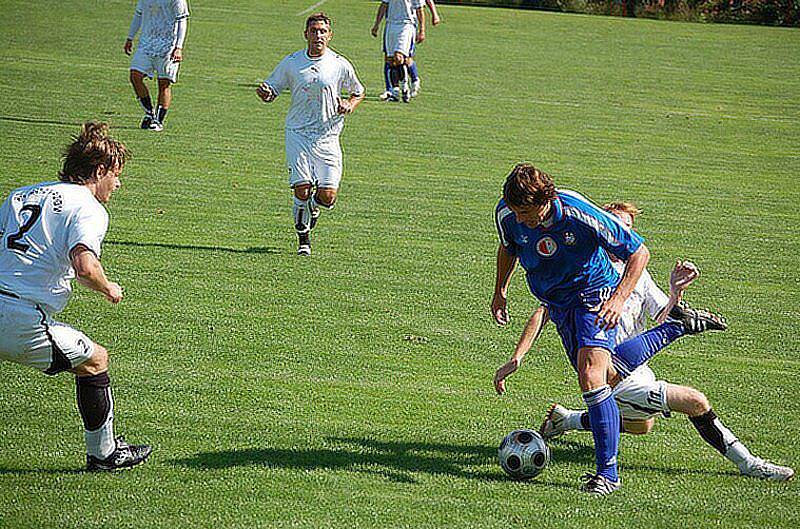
[305,12,332,30]
[503,163,557,208]
[59,122,129,184]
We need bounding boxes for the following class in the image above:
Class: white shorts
[0,294,95,375]
[286,130,343,189]
[612,365,670,421]
[130,47,180,83]
[384,22,416,57]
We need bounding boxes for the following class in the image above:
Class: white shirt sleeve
[641,269,671,320]
[0,196,9,239]
[173,0,190,19]
[412,0,425,9]
[66,206,109,259]
[264,56,292,96]
[340,60,364,97]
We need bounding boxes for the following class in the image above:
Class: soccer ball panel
[498,428,550,480]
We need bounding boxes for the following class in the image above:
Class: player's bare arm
[426,0,441,25]
[655,260,699,324]
[70,245,123,304]
[371,2,387,37]
[596,244,650,330]
[494,306,549,395]
[492,245,518,325]
[415,8,426,43]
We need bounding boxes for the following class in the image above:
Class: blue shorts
[549,304,618,372]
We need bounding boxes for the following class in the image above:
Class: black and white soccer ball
[498,429,550,480]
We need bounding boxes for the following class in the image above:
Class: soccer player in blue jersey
[491,163,722,494]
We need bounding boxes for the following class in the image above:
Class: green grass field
[1,1,799,527]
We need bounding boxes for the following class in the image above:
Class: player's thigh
[622,418,655,435]
[310,137,343,190]
[0,300,94,376]
[286,130,314,188]
[130,48,156,79]
[614,366,670,420]
[665,383,710,416]
[155,55,180,84]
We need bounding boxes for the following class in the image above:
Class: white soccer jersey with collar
[264,49,364,139]
[135,0,190,56]
[383,0,424,26]
[0,182,108,313]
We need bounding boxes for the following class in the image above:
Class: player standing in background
[124,0,190,132]
[0,122,152,471]
[256,13,365,256]
[371,0,426,103]
[525,203,793,481]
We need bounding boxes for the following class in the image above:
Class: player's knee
[293,184,312,201]
[315,189,337,208]
[687,388,711,416]
[392,53,405,66]
[74,343,108,376]
[158,78,172,90]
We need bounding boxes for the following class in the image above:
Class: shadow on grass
[106,239,281,255]
[0,116,140,130]
[0,467,85,476]
[170,436,589,489]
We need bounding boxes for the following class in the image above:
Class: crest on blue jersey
[536,236,558,257]
[564,231,576,245]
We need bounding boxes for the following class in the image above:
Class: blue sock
[583,385,619,482]
[408,61,419,83]
[383,62,391,92]
[613,321,685,377]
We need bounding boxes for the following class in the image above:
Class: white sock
[562,409,585,431]
[713,417,753,468]
[85,392,115,459]
[292,196,310,233]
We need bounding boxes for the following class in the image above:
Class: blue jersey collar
[540,197,563,229]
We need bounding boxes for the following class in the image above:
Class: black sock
[76,372,112,431]
[580,410,625,432]
[689,409,727,454]
[156,106,168,123]
[389,66,401,89]
[138,96,153,115]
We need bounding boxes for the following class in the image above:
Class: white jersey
[383,0,424,26]
[134,0,190,56]
[264,49,364,139]
[612,260,670,343]
[0,182,108,314]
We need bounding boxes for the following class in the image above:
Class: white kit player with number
[0,183,107,372]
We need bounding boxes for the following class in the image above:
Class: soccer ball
[498,429,550,480]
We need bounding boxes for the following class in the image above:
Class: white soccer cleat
[148,120,164,132]
[740,457,795,481]
[379,91,394,101]
[539,403,570,440]
[411,79,420,98]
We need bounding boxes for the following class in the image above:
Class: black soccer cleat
[140,115,153,129]
[86,436,152,472]
[297,232,311,256]
[669,301,728,335]
[580,473,621,495]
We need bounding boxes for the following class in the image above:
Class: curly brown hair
[603,201,641,219]
[503,163,557,208]
[59,122,129,184]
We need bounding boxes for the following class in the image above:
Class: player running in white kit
[124,0,190,131]
[0,122,152,471]
[256,13,365,256]
[503,202,793,481]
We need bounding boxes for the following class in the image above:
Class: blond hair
[603,201,641,219]
[59,122,129,184]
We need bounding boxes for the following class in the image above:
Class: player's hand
[124,39,133,56]
[494,358,520,395]
[595,294,625,330]
[105,282,123,304]
[171,47,183,62]
[336,98,354,115]
[491,293,510,326]
[416,31,426,43]
[371,25,379,37]
[432,16,441,26]
[256,82,276,103]
[669,260,699,293]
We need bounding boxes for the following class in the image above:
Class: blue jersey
[495,190,644,310]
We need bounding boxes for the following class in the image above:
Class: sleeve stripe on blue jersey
[563,205,623,247]
[495,205,514,247]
